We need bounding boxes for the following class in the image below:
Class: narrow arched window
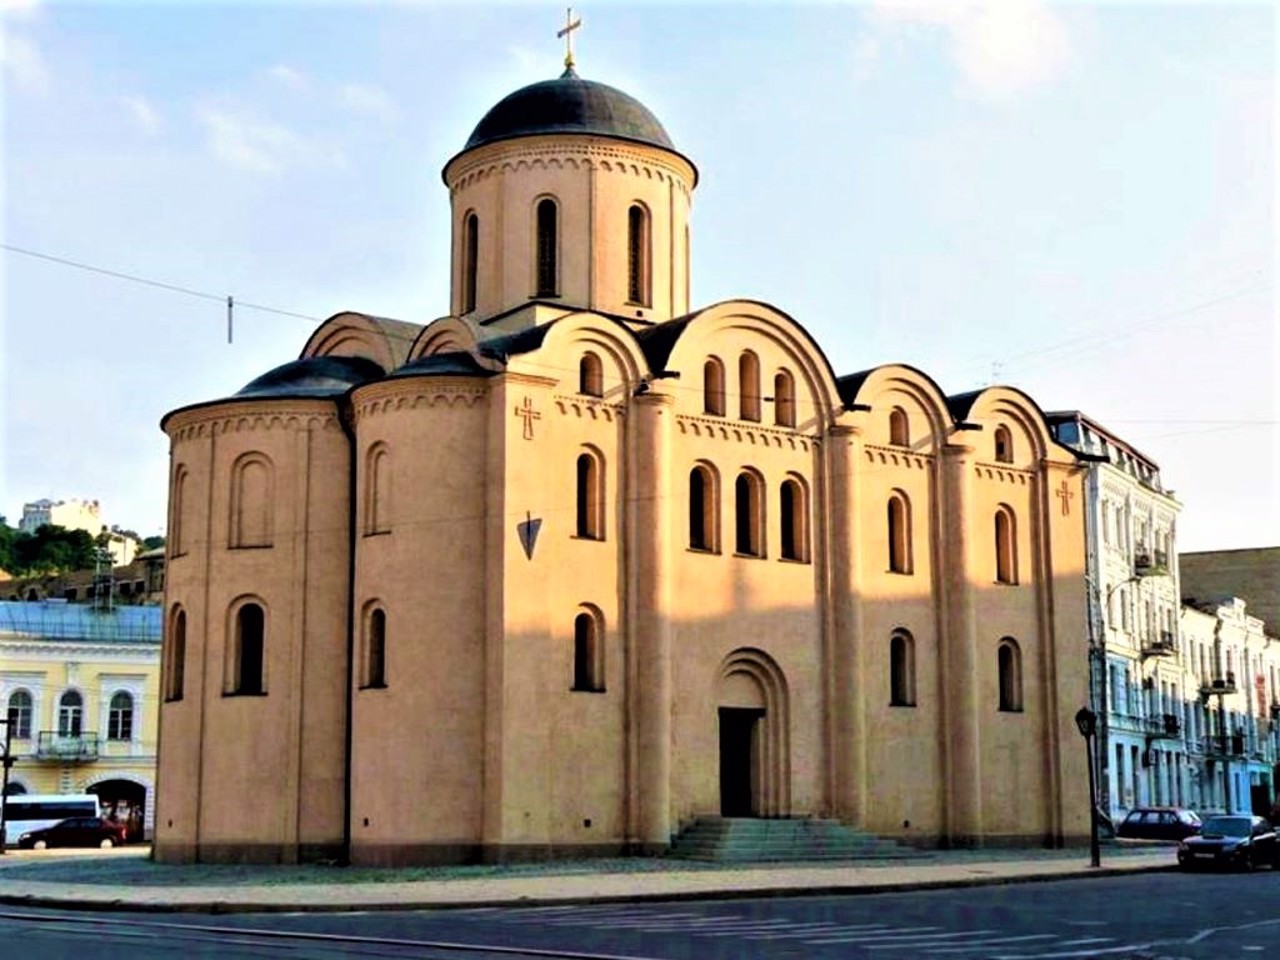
[365,443,391,535]
[463,211,479,313]
[364,607,387,688]
[995,505,1018,584]
[575,449,605,540]
[689,464,718,552]
[774,370,796,427]
[889,407,909,446]
[536,198,558,297]
[229,453,273,548]
[58,690,82,737]
[170,465,188,556]
[994,425,1013,463]
[108,692,134,741]
[165,607,186,702]
[735,471,765,557]
[579,351,603,397]
[739,351,761,421]
[6,690,32,740]
[890,631,916,706]
[704,357,726,416]
[998,637,1023,712]
[572,608,605,692]
[887,491,912,573]
[627,204,650,304]
[232,602,266,695]
[779,477,807,562]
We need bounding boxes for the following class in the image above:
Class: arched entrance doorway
[716,648,790,818]
[87,780,146,842]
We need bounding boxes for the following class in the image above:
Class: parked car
[17,817,128,850]
[1116,807,1202,841]
[1177,815,1280,870]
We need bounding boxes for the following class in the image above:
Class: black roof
[234,355,386,399]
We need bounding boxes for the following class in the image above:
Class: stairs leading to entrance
[668,817,922,862]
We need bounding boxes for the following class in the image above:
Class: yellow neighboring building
[1,600,161,841]
[155,64,1091,866]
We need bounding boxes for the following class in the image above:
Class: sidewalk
[0,846,1179,914]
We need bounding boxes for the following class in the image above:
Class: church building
[154,55,1091,865]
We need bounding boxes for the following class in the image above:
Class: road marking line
[923,935,1061,953]
[805,926,944,944]
[990,944,1153,959]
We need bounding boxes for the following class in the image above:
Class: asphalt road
[3,870,1280,959]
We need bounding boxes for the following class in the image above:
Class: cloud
[267,63,309,91]
[869,0,1072,99]
[338,82,398,123]
[0,22,47,93]
[118,95,160,135]
[197,107,345,175]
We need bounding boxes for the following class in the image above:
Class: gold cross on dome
[557,7,583,71]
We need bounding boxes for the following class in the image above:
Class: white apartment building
[19,498,102,535]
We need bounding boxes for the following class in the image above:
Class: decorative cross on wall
[515,396,542,440]
[1056,478,1075,516]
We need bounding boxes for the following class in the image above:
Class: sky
[0,0,1274,551]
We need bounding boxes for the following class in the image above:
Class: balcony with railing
[1199,673,1238,697]
[1202,733,1247,757]
[34,731,100,762]
[1141,631,1178,660]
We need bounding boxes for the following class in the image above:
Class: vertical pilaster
[942,440,982,845]
[630,391,674,850]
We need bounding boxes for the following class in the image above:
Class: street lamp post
[1075,706,1101,868]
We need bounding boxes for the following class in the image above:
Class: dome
[234,355,386,399]
[460,69,679,155]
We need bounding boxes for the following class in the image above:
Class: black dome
[235,355,386,399]
[462,70,677,154]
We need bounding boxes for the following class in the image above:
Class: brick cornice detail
[166,403,340,442]
[354,379,488,420]
[676,415,816,453]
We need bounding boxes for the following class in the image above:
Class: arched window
[890,630,916,706]
[58,690,83,737]
[704,357,726,416]
[779,477,808,562]
[108,692,134,741]
[887,491,912,574]
[627,203,650,305]
[535,197,558,297]
[774,370,796,427]
[995,505,1018,584]
[6,690,32,739]
[739,352,761,421]
[165,607,186,702]
[998,638,1023,712]
[364,606,387,688]
[462,211,479,313]
[575,449,605,540]
[579,351,603,397]
[572,607,605,692]
[735,471,765,557]
[170,465,188,556]
[364,443,391,535]
[994,425,1013,463]
[889,407,909,446]
[689,463,719,552]
[231,602,266,695]
[229,453,273,548]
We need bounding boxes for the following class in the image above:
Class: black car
[1177,814,1279,870]
[1116,807,1202,841]
[17,817,128,850]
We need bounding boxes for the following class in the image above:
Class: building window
[995,505,1018,584]
[887,491,912,574]
[889,407,909,446]
[998,638,1023,712]
[5,690,32,740]
[535,197,558,297]
[107,692,134,741]
[575,449,605,540]
[994,425,1013,463]
[572,607,605,692]
[165,607,186,702]
[364,607,387,689]
[734,471,765,557]
[627,204,650,304]
[779,477,808,562]
[704,357,726,416]
[229,453,273,548]
[689,463,719,552]
[58,690,83,737]
[579,351,603,397]
[774,370,796,427]
[230,602,266,696]
[463,211,479,313]
[739,351,761,421]
[364,443,391,536]
[171,465,188,556]
[890,630,916,706]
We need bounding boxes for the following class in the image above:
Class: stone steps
[668,816,922,862]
